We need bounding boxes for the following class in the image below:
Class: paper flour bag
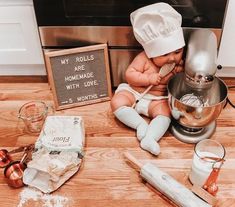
[23,116,85,193]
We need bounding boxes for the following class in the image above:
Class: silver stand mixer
[167,29,228,143]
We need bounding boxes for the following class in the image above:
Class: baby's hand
[174,65,183,73]
[174,60,184,73]
[148,73,161,85]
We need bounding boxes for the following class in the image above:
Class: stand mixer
[167,29,228,143]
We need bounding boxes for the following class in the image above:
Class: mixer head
[184,29,218,89]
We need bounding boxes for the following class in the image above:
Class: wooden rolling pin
[124,152,212,207]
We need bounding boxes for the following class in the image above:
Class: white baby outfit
[115,83,168,116]
[114,3,185,155]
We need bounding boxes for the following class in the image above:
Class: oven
[32,0,228,87]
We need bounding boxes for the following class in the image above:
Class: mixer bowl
[167,73,227,128]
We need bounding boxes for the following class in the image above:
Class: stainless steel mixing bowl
[167,73,228,128]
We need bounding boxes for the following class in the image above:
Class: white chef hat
[130,3,185,58]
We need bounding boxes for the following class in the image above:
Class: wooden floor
[0,79,235,207]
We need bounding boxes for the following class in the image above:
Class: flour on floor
[17,187,69,207]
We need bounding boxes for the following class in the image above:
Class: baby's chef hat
[130,3,185,58]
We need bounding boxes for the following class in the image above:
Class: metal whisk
[180,93,209,107]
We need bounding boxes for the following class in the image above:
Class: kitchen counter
[0,80,235,207]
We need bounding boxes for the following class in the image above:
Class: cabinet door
[217,0,235,76]
[0,5,44,65]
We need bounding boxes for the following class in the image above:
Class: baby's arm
[125,52,161,86]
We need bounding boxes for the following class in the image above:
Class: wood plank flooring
[0,79,235,207]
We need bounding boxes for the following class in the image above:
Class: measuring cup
[189,139,225,187]
[0,144,34,168]
[4,151,29,188]
[0,150,11,168]
[18,101,49,133]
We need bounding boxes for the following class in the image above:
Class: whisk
[180,93,209,107]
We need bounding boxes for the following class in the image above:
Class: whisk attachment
[180,93,209,107]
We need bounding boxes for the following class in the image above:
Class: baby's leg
[111,91,148,140]
[140,100,171,155]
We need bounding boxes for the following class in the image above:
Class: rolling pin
[124,152,212,207]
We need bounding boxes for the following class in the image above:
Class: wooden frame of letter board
[44,44,112,110]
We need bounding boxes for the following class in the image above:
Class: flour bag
[23,115,85,193]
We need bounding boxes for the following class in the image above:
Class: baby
[110,3,185,155]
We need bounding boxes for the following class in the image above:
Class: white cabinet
[0,0,46,75]
[217,0,235,76]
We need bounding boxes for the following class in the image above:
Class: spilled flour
[17,187,70,207]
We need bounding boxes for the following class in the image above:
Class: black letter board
[45,44,112,110]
